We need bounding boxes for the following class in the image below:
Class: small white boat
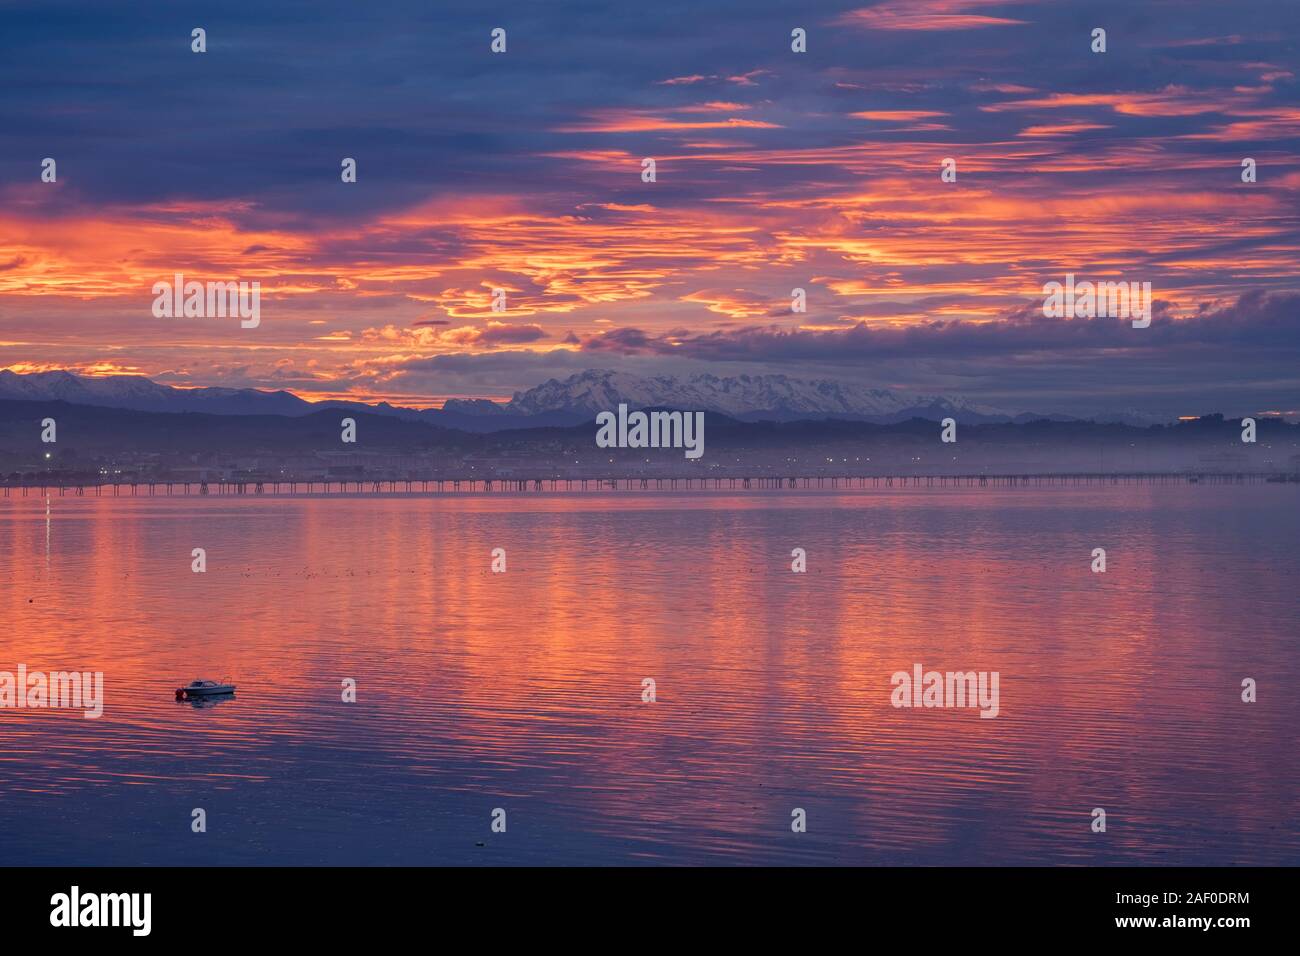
[175,679,236,700]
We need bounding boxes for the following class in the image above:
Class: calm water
[1,486,1297,866]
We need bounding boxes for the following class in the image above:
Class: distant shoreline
[3,472,1297,497]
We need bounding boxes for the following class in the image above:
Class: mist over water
[1,487,1297,865]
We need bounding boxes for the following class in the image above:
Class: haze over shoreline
[4,398,1297,484]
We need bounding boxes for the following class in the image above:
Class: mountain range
[0,369,1122,429]
[443,370,1030,423]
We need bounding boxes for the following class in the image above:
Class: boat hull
[175,685,236,699]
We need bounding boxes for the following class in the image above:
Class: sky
[0,0,1298,418]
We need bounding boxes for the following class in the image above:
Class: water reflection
[176,693,237,710]
[1,488,1297,865]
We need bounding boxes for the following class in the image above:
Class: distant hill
[2,399,1295,480]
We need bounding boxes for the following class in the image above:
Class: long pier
[2,472,1294,497]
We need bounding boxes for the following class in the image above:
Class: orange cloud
[553,109,780,133]
[850,110,950,121]
[834,0,1033,31]
[1018,122,1113,137]
[678,101,752,113]
[981,87,1239,117]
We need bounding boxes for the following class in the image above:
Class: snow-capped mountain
[449,370,1020,423]
[2,367,1120,426]
[0,369,309,416]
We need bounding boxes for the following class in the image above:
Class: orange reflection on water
[1,488,1297,864]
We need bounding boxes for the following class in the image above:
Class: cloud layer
[0,0,1296,415]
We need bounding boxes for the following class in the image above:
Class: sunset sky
[1,0,1297,417]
